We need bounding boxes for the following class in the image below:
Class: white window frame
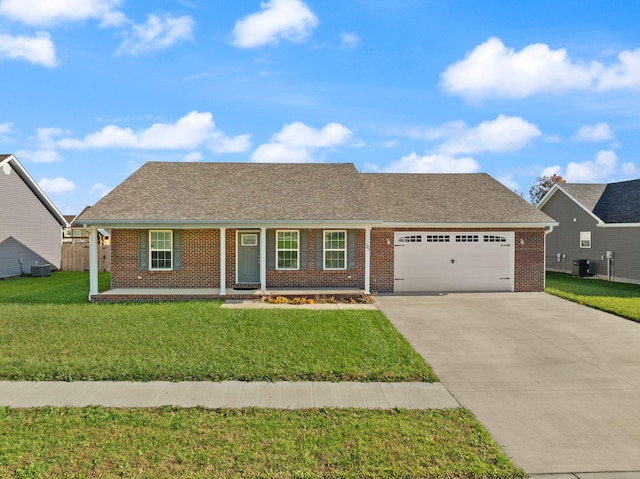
[150,230,173,270]
[580,231,591,249]
[276,230,299,270]
[241,233,258,247]
[324,230,347,270]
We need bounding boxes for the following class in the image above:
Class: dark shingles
[593,179,640,223]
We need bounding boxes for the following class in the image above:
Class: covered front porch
[85,225,374,302]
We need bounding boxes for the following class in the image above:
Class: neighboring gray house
[77,161,555,301]
[538,179,640,283]
[0,154,68,278]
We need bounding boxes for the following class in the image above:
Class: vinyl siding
[542,190,640,282]
[0,163,62,278]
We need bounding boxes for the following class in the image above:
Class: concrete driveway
[376,293,640,475]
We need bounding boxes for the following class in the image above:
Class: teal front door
[238,232,260,283]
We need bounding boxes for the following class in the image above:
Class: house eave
[597,222,640,228]
[377,221,557,229]
[80,219,557,230]
[1,154,69,228]
[80,219,382,229]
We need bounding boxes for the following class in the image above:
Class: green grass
[546,271,640,322]
[0,272,435,382]
[0,407,524,479]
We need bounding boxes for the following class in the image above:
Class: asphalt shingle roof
[558,180,640,223]
[560,184,607,212]
[78,162,553,225]
[593,179,640,223]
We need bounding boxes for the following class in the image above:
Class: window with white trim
[150,230,173,270]
[580,231,591,248]
[277,230,299,269]
[324,230,346,270]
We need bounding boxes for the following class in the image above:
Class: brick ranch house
[77,162,556,301]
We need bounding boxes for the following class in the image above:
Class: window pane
[325,250,345,269]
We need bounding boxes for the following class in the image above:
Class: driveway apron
[376,293,640,475]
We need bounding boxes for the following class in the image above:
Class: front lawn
[0,272,435,382]
[546,271,640,322]
[0,407,524,479]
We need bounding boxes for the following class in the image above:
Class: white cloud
[57,111,251,154]
[384,152,481,174]
[411,115,541,155]
[545,150,625,183]
[15,149,63,163]
[596,48,640,90]
[252,142,311,162]
[621,162,640,178]
[180,151,203,162]
[39,176,75,193]
[251,121,353,162]
[572,122,615,142]
[232,0,318,48]
[498,174,520,192]
[441,37,640,99]
[89,182,112,197]
[210,134,252,153]
[565,150,618,182]
[0,32,58,67]
[116,14,194,56]
[0,122,12,141]
[340,32,360,49]
[0,0,126,27]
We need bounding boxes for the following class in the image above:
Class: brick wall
[226,229,365,289]
[111,229,219,288]
[111,226,545,292]
[514,229,545,292]
[370,227,546,293]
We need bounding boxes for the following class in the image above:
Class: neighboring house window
[150,230,173,270]
[324,230,346,270]
[277,230,299,269]
[580,231,591,248]
[73,229,82,237]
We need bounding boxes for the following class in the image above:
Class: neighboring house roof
[78,161,554,227]
[593,179,640,223]
[540,179,640,224]
[0,154,68,227]
[559,184,607,212]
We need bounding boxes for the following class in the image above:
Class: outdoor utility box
[31,264,51,277]
[572,259,592,278]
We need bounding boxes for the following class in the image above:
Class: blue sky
[2,0,640,214]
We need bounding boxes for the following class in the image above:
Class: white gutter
[543,225,555,290]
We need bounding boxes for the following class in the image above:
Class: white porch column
[88,226,99,301]
[219,227,226,296]
[260,227,267,294]
[364,226,371,295]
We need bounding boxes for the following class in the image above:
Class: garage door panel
[394,232,513,292]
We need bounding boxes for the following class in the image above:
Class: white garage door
[394,232,514,292]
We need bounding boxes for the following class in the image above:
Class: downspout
[364,226,371,295]
[260,227,267,295]
[543,225,555,290]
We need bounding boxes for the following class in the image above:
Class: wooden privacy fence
[61,244,111,272]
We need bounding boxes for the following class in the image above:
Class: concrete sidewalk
[0,381,459,409]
